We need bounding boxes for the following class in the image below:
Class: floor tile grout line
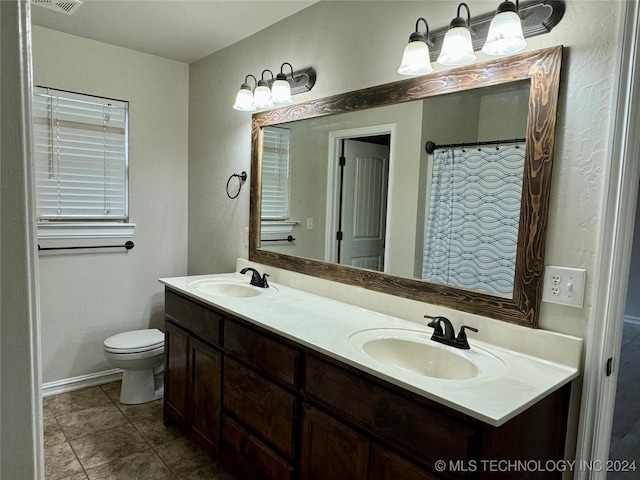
[89,384,182,478]
[63,435,90,480]
[46,382,231,480]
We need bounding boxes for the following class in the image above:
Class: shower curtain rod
[425,137,526,154]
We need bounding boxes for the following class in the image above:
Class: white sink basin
[190,279,272,298]
[349,328,507,381]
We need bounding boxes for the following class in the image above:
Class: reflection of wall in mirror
[262,101,423,274]
[416,82,530,278]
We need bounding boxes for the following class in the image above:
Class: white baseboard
[624,315,640,326]
[42,369,123,398]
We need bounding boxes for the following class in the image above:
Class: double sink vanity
[160,260,581,480]
[160,45,579,479]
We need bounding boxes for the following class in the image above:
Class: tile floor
[608,320,640,478]
[44,381,234,480]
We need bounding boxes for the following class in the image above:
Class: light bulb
[252,81,274,108]
[437,26,476,66]
[232,86,256,112]
[482,5,526,56]
[271,75,293,104]
[398,40,433,76]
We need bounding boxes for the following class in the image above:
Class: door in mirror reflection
[337,137,390,271]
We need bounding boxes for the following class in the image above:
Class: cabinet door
[164,321,189,428]
[371,445,439,480]
[190,336,222,456]
[300,406,370,480]
[223,357,298,458]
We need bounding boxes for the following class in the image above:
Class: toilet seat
[104,328,164,354]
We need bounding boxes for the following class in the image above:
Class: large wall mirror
[249,46,563,327]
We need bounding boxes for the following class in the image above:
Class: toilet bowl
[104,328,164,405]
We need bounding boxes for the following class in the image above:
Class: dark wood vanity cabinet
[370,445,440,480]
[164,291,223,456]
[301,406,370,480]
[163,320,189,428]
[221,319,302,480]
[164,289,571,480]
[300,406,439,480]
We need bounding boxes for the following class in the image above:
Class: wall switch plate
[306,218,314,230]
[542,266,586,307]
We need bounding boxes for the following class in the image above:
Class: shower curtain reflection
[422,144,525,297]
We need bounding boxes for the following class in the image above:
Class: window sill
[37,222,136,240]
[260,220,298,236]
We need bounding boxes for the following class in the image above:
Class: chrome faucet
[425,315,478,350]
[240,267,270,288]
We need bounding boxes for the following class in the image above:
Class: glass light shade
[252,83,274,108]
[398,40,433,76]
[271,78,293,104]
[482,11,527,56]
[232,87,256,112]
[437,27,476,66]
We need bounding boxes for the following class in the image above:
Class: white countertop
[160,272,581,427]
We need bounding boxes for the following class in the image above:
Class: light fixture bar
[427,0,564,62]
[267,67,316,95]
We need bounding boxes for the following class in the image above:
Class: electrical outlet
[542,266,586,307]
[307,218,314,230]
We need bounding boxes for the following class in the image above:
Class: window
[32,87,133,239]
[261,126,291,221]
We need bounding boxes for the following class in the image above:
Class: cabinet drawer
[221,415,296,480]
[223,357,298,458]
[165,289,222,346]
[225,319,300,388]
[305,355,478,472]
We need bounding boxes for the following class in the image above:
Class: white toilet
[103,328,165,405]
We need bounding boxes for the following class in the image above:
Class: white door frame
[575,1,640,478]
[325,124,396,269]
[1,0,45,478]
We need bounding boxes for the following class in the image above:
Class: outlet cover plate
[542,266,586,307]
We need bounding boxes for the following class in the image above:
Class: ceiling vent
[33,0,83,15]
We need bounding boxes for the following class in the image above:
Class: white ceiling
[31,0,319,64]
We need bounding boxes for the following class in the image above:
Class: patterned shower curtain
[421,144,525,297]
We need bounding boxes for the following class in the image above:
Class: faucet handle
[455,325,478,349]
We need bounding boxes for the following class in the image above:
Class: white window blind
[261,126,290,220]
[33,87,129,222]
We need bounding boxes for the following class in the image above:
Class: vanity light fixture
[398,17,433,76]
[253,70,275,109]
[397,0,564,69]
[233,64,317,111]
[232,74,258,112]
[482,0,527,56]
[437,3,476,66]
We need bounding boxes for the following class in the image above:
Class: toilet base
[120,368,163,405]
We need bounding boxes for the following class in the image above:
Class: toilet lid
[104,328,164,353]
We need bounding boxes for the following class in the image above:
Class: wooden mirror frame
[249,46,562,327]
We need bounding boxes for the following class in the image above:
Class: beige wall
[32,27,189,383]
[262,101,422,275]
[188,0,624,341]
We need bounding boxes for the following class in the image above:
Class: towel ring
[226,171,247,199]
